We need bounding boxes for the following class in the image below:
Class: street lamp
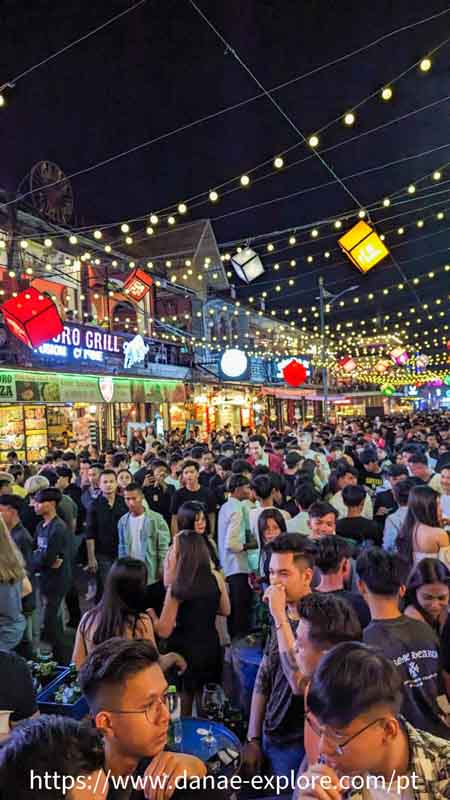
[318,277,358,421]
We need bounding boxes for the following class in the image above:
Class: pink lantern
[339,356,357,373]
[390,347,409,366]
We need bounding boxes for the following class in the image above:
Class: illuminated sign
[220,349,249,379]
[36,324,121,364]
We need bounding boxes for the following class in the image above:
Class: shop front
[0,369,186,461]
[189,384,258,436]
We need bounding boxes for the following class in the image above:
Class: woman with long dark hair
[72,557,186,673]
[257,508,287,585]
[176,501,219,569]
[396,485,450,567]
[404,557,450,695]
[404,557,449,631]
[151,531,230,714]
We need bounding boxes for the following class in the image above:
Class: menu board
[24,406,48,462]
[0,405,25,462]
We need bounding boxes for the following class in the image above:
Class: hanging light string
[2,30,448,241]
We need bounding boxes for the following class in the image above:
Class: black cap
[34,488,62,504]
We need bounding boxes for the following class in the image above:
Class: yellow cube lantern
[338,221,389,273]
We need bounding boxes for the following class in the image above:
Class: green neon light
[1,368,180,389]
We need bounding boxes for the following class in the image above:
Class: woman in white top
[396,485,450,568]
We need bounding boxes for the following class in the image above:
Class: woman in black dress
[150,530,230,714]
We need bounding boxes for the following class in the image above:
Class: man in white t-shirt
[440,466,450,529]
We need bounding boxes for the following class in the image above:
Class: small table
[168,717,242,775]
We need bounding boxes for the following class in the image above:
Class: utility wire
[0,0,147,94]
[188,0,428,305]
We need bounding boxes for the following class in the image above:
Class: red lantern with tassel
[1,288,63,348]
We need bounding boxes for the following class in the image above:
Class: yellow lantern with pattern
[338,221,389,273]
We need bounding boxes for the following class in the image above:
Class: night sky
[2,0,450,320]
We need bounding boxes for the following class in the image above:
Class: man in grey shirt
[383,477,418,551]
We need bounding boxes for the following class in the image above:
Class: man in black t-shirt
[358,449,384,493]
[0,650,37,729]
[315,536,370,628]
[336,484,381,546]
[32,488,72,663]
[357,547,450,739]
[170,461,216,537]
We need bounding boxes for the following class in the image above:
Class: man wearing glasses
[296,642,450,800]
[79,638,212,800]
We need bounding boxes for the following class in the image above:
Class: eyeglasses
[305,712,388,755]
[105,693,169,724]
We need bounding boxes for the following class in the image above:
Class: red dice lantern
[1,288,63,348]
[339,356,357,373]
[123,268,153,302]
[283,359,307,387]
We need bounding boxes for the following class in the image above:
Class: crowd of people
[0,411,450,798]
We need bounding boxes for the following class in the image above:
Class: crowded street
[0,2,450,799]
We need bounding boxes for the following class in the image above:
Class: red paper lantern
[123,268,153,302]
[283,359,307,387]
[339,356,357,373]
[1,287,63,348]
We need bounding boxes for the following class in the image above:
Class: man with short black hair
[297,642,450,800]
[32,487,72,662]
[86,470,127,596]
[336,485,381,545]
[307,502,337,539]
[118,483,170,585]
[287,484,319,535]
[358,449,384,489]
[357,547,450,739]
[383,477,419,551]
[218,474,253,639]
[243,534,315,781]
[170,461,216,537]
[79,638,214,800]
[248,435,283,474]
[0,714,108,799]
[407,451,442,493]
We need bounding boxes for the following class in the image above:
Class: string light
[178,203,187,214]
[150,214,159,225]
[308,135,319,148]
[407,185,416,194]
[168,216,176,225]
[433,171,442,181]
[240,174,250,187]
[343,112,355,126]
[44,238,52,248]
[209,190,219,202]
[274,156,284,168]
[121,223,130,234]
[381,87,393,101]
[93,230,102,239]
[419,57,432,72]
